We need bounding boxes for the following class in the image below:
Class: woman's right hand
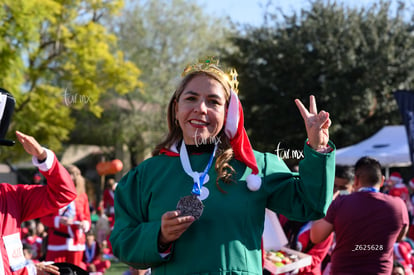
[159,210,195,245]
[295,95,331,150]
[15,131,47,161]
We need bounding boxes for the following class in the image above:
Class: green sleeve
[109,167,170,269]
[264,140,336,221]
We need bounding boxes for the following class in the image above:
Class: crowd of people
[274,165,414,275]
[0,128,77,274]
[16,153,414,275]
[0,88,113,275]
[19,175,115,275]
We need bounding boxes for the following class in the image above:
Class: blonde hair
[153,71,235,189]
[66,164,86,194]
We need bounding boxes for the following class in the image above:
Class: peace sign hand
[295,95,331,151]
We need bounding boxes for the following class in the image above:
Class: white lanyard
[179,141,217,195]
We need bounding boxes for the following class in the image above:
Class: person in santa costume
[41,164,91,267]
[389,173,412,208]
[102,178,117,255]
[0,88,77,275]
[389,172,410,201]
[110,57,336,275]
[81,231,111,273]
[296,221,334,275]
[389,173,414,238]
[103,178,117,227]
[394,238,414,275]
[406,177,414,241]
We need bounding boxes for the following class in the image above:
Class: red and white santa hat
[390,172,403,184]
[224,89,261,191]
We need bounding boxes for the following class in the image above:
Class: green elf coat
[110,141,335,275]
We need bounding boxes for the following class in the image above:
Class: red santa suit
[41,192,91,267]
[103,186,116,254]
[103,187,115,227]
[390,183,411,201]
[0,149,76,275]
[296,222,334,275]
[390,182,414,240]
[394,240,414,275]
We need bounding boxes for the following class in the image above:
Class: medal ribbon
[85,242,95,263]
[179,141,218,196]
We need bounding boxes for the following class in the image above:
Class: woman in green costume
[110,57,335,275]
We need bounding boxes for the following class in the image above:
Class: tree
[0,0,142,161]
[223,0,414,158]
[70,0,234,167]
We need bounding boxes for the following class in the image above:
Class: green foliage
[70,0,233,166]
[223,0,414,155]
[0,0,142,161]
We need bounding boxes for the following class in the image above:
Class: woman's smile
[175,75,227,145]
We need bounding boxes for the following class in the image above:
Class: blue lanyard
[358,187,379,193]
[192,149,216,195]
[179,141,218,196]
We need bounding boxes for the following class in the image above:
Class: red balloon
[96,159,123,176]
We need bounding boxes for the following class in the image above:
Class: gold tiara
[182,56,239,94]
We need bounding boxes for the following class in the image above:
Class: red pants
[46,250,84,266]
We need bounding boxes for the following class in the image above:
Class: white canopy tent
[335,125,412,178]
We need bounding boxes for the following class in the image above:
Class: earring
[175,119,179,126]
